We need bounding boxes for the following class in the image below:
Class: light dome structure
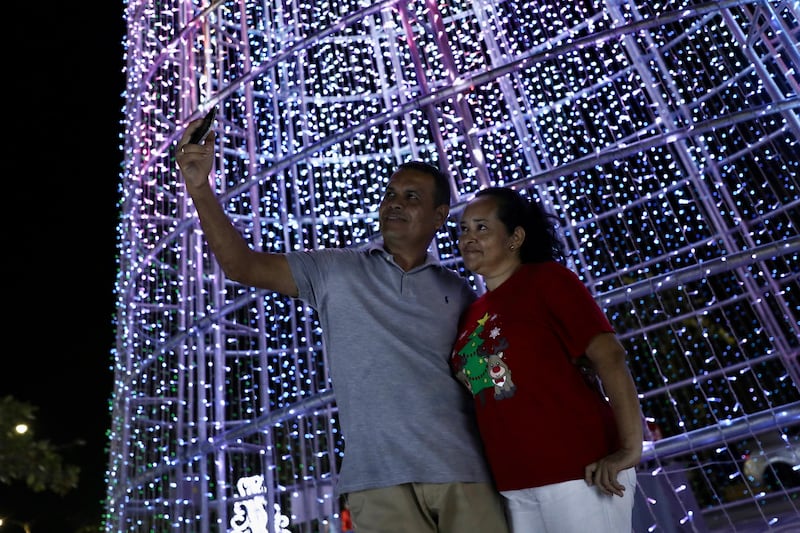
[109,1,799,531]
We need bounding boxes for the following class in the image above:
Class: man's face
[378,168,448,247]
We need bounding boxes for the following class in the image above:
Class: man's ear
[434,205,450,228]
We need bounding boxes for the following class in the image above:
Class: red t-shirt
[450,262,619,491]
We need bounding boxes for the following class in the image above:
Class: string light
[110,1,800,531]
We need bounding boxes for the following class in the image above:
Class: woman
[451,187,643,533]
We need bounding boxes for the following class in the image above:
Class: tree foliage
[0,396,80,495]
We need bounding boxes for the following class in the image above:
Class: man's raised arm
[175,119,298,297]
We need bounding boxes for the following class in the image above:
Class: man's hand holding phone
[188,107,217,144]
[177,107,218,190]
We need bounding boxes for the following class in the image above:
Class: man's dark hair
[475,186,566,264]
[397,160,452,207]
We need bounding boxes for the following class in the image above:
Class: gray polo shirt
[286,241,494,494]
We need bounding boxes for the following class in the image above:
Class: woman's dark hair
[397,160,452,207]
[474,186,565,264]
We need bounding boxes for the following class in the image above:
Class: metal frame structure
[109,1,800,531]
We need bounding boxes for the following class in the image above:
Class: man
[176,120,508,532]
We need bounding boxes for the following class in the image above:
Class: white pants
[500,467,637,533]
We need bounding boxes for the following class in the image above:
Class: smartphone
[188,106,217,144]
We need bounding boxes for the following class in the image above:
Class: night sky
[2,4,126,532]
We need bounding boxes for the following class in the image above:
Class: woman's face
[458,195,520,276]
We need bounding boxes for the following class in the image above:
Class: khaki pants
[346,482,509,533]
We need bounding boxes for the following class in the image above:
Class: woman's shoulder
[523,261,582,286]
[524,260,571,275]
